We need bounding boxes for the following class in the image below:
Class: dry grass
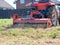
[0,19,60,45]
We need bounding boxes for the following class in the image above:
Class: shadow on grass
[4,24,47,30]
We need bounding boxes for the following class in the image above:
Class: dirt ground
[0,36,60,45]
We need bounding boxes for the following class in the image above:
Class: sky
[5,0,60,9]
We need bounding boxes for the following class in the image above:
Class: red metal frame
[13,12,52,27]
[30,11,44,19]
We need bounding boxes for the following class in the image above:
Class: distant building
[15,0,44,9]
[0,0,14,10]
[15,0,32,9]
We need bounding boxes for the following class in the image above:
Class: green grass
[0,19,60,39]
[0,19,12,27]
[0,28,59,39]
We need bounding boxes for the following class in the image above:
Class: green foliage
[56,28,60,31]
[0,19,12,27]
[48,32,58,38]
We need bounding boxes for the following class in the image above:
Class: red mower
[13,1,58,28]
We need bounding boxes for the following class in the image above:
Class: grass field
[0,19,12,27]
[0,19,60,45]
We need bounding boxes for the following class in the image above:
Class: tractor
[13,0,58,28]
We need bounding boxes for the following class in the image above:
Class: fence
[0,9,31,18]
